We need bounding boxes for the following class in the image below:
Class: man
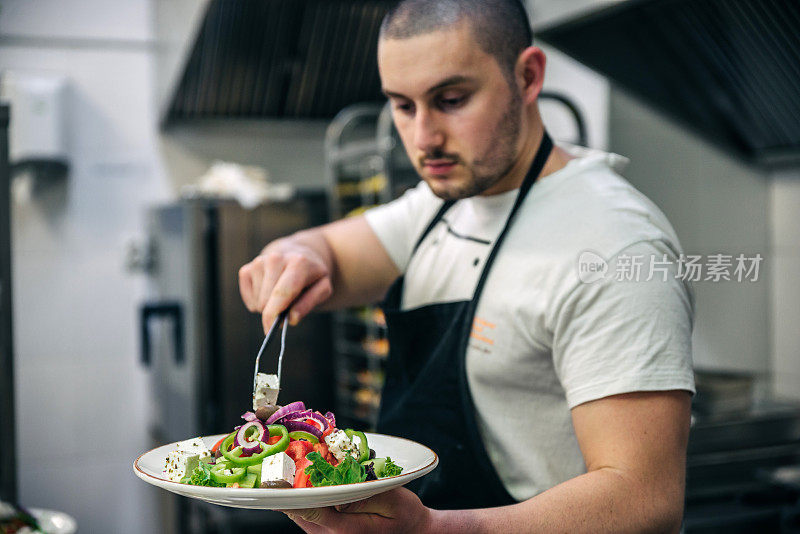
[238,0,694,531]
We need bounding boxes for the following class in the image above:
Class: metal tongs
[252,311,289,394]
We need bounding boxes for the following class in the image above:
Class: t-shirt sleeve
[363,181,444,272]
[551,239,696,409]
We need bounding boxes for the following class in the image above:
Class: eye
[436,93,468,110]
[391,99,415,115]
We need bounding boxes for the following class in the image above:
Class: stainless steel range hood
[535,0,800,168]
[156,0,394,126]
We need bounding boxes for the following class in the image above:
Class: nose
[413,108,444,154]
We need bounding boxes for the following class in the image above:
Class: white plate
[133,433,438,510]
[29,508,77,534]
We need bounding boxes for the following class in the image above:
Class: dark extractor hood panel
[536,0,800,168]
[167,0,397,122]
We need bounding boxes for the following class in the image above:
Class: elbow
[654,501,684,534]
[644,485,685,534]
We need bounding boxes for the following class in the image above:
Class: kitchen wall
[770,173,800,400]
[608,88,798,398]
[159,120,329,191]
[0,1,166,532]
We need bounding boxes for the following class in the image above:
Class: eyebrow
[382,75,475,99]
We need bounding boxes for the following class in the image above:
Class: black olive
[261,480,292,489]
[256,404,280,421]
[369,448,376,460]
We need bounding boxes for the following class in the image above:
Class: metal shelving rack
[324,102,416,430]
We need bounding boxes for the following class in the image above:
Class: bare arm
[429,390,691,533]
[239,215,399,333]
[286,390,691,534]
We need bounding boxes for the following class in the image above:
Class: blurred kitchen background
[1,0,799,532]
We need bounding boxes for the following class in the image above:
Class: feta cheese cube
[175,437,211,460]
[260,451,295,488]
[324,429,359,462]
[253,373,280,411]
[163,450,201,482]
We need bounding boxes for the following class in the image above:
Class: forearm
[428,468,683,534]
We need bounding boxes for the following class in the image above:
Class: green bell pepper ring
[265,424,290,455]
[288,430,319,444]
[344,429,370,462]
[221,425,289,466]
[210,463,245,484]
[223,442,267,467]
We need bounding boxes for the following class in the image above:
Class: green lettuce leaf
[382,457,403,478]
[188,461,224,487]
[305,451,367,487]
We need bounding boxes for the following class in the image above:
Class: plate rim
[133,431,438,492]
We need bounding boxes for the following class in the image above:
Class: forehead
[378,23,501,96]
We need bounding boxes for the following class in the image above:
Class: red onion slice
[265,401,306,424]
[283,420,323,438]
[241,411,258,422]
[307,412,330,431]
[234,420,266,452]
[324,411,336,428]
[273,409,312,425]
[240,440,264,456]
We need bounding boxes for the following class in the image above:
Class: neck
[480,108,574,196]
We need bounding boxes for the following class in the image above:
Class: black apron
[376,132,554,510]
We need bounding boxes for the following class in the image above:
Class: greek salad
[0,502,42,534]
[162,400,402,489]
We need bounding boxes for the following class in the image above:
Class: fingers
[255,251,286,311]
[288,277,333,325]
[239,242,332,333]
[282,506,388,534]
[291,516,322,534]
[238,262,259,312]
[261,255,326,331]
[334,488,423,519]
[282,507,340,533]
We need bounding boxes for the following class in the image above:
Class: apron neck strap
[412,199,456,252]
[469,130,553,299]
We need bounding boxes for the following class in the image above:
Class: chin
[423,178,466,201]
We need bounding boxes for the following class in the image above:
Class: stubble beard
[425,90,523,201]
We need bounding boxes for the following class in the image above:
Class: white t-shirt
[364,146,695,501]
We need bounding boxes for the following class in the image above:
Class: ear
[516,47,546,105]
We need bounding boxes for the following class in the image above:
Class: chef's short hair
[380,0,533,81]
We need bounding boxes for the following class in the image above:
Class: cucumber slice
[361,457,387,477]
[246,463,262,477]
[239,473,259,488]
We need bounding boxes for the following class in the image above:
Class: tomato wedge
[211,436,226,454]
[294,457,313,488]
[285,440,314,463]
[312,442,328,458]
